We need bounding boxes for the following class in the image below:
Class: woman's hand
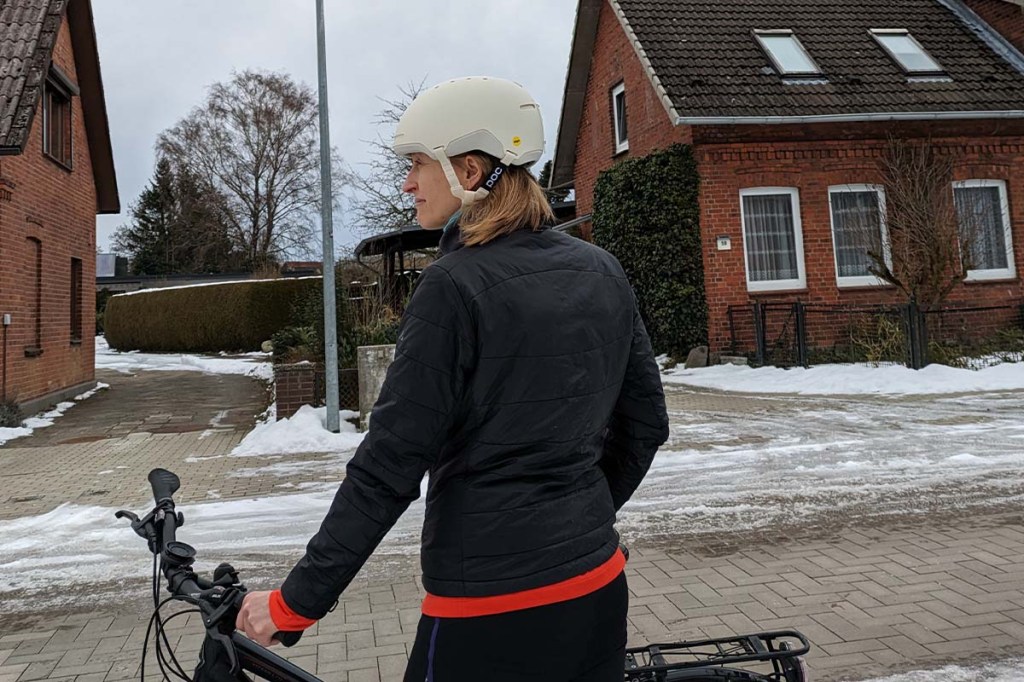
[235,591,279,646]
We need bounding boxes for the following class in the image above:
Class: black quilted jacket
[281,224,669,617]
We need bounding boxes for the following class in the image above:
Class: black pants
[403,572,628,682]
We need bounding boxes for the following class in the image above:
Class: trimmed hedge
[592,144,708,357]
[104,278,321,352]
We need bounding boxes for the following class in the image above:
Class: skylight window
[870,29,943,74]
[754,30,821,76]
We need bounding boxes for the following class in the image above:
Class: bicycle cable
[141,552,197,682]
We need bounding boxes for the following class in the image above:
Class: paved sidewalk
[2,378,1024,681]
[2,510,1023,681]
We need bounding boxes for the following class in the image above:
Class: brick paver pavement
[2,374,1023,681]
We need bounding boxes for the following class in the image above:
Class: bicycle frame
[230,635,320,682]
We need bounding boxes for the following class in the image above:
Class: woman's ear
[458,155,486,190]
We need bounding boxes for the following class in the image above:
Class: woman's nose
[402,170,415,193]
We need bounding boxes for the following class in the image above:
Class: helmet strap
[438,152,488,208]
[437,150,519,209]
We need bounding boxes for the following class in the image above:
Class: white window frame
[611,82,628,154]
[870,29,944,75]
[753,30,822,76]
[953,179,1016,282]
[739,187,807,293]
[828,184,892,288]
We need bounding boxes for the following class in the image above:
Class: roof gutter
[675,110,1024,125]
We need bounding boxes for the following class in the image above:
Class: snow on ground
[96,336,272,381]
[861,659,1024,681]
[229,405,364,457]
[5,349,1024,616]
[620,389,1024,542]
[0,481,427,610]
[663,361,1024,396]
[0,383,108,447]
[5,386,1024,605]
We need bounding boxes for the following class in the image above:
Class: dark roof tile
[0,0,65,148]
[617,0,1024,118]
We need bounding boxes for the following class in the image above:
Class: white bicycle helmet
[393,76,545,207]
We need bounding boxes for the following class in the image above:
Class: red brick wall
[0,17,99,407]
[697,132,1024,352]
[274,363,317,420]
[573,3,1024,357]
[572,0,688,221]
[964,0,1024,52]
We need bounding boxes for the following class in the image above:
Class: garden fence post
[795,302,808,368]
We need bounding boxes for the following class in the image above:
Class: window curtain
[742,194,798,282]
[831,191,883,278]
[954,186,1007,271]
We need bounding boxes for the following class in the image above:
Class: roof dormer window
[870,29,944,74]
[753,30,821,76]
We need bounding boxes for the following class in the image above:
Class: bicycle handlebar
[148,468,181,506]
[126,468,305,649]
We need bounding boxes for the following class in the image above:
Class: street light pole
[316,0,340,433]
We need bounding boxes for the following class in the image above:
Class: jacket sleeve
[600,295,670,511]
[280,265,475,619]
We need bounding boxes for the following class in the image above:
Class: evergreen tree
[113,158,239,275]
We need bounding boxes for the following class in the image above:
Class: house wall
[695,126,1024,352]
[572,0,1024,358]
[572,0,688,221]
[0,17,98,408]
[964,0,1024,52]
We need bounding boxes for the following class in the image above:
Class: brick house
[551,0,1024,356]
[0,0,119,413]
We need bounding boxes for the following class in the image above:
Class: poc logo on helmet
[483,165,506,191]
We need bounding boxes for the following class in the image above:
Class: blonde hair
[453,154,555,247]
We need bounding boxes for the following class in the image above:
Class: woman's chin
[417,214,443,230]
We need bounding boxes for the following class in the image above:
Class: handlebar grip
[148,468,181,505]
[275,631,303,647]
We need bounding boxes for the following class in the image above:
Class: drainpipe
[1,313,9,401]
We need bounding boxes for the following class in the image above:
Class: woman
[237,76,669,681]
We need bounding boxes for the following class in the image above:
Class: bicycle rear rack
[624,630,810,681]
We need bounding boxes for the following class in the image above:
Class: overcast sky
[91,1,579,257]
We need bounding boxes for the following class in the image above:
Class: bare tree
[158,70,345,270]
[866,137,979,311]
[349,81,425,235]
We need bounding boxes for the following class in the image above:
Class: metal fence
[727,301,1024,369]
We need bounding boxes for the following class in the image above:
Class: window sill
[964,274,1017,285]
[43,152,73,173]
[613,144,629,158]
[70,338,82,346]
[748,287,808,297]
[836,280,896,291]
[24,346,43,358]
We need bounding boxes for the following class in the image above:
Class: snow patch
[0,382,109,446]
[663,361,1024,396]
[230,405,364,457]
[96,336,272,382]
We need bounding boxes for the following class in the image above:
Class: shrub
[271,326,319,363]
[0,399,22,428]
[96,288,117,335]
[851,315,907,365]
[284,272,400,369]
[592,144,707,357]
[104,278,320,352]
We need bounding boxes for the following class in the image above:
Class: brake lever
[201,587,248,675]
[206,624,242,676]
[116,509,160,554]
